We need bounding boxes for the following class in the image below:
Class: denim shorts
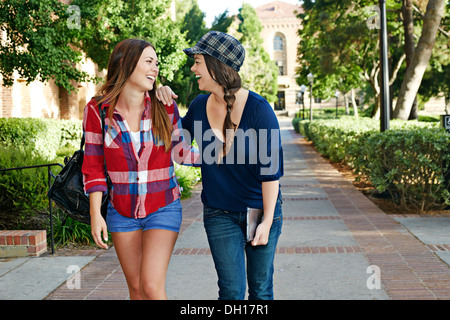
[106,199,182,233]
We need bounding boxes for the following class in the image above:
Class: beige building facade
[0,56,102,120]
[256,1,303,114]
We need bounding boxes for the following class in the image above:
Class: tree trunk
[344,93,350,115]
[393,0,446,120]
[402,0,419,120]
[372,94,381,119]
[351,88,359,117]
[445,96,449,115]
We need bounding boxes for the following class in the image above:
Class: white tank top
[130,131,141,153]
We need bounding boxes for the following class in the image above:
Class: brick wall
[0,230,47,258]
[0,48,103,120]
[0,81,13,118]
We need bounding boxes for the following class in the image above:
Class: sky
[196,0,301,27]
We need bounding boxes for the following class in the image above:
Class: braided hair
[203,54,242,156]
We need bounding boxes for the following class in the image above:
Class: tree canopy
[71,0,188,82]
[0,0,188,92]
[296,0,449,119]
[0,0,91,91]
[169,0,209,107]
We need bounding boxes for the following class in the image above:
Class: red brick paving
[292,132,450,300]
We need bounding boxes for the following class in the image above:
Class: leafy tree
[69,0,188,82]
[393,0,448,119]
[0,0,91,92]
[297,0,407,118]
[170,0,209,107]
[0,0,188,92]
[211,10,233,33]
[297,0,449,120]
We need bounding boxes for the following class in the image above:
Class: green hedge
[0,118,62,161]
[0,118,83,161]
[294,117,450,211]
[0,145,51,219]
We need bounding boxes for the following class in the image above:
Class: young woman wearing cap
[157,31,284,300]
[82,39,199,300]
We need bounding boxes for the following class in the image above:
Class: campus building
[256,1,303,114]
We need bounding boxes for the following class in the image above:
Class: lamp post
[307,73,314,122]
[335,90,339,118]
[379,0,390,131]
[300,84,306,120]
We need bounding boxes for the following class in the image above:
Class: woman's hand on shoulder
[156,85,178,106]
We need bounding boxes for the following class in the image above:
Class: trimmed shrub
[293,116,449,211]
[350,128,450,211]
[0,118,61,161]
[0,145,51,219]
[59,119,83,149]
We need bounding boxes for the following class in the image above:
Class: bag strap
[95,97,112,188]
[80,127,85,151]
[79,96,104,151]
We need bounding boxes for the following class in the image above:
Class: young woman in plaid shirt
[82,39,198,300]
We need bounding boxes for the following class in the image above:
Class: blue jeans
[203,197,282,300]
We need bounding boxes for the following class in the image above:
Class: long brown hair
[98,39,172,152]
[204,54,242,155]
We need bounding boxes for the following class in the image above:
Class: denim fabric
[106,198,182,233]
[203,197,282,300]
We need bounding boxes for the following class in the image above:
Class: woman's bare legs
[140,229,178,299]
[112,230,143,300]
[112,229,178,300]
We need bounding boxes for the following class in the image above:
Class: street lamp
[379,0,390,131]
[307,73,314,122]
[300,84,306,120]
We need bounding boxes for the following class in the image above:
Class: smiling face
[127,46,159,92]
[191,54,218,92]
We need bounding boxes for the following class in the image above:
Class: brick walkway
[45,117,450,300]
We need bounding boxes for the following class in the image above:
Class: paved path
[2,116,450,300]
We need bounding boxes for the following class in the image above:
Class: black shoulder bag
[48,100,111,225]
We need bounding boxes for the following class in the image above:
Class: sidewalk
[2,116,450,300]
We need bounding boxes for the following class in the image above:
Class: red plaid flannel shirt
[82,93,199,218]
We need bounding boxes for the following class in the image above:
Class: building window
[273,33,286,75]
[274,36,283,51]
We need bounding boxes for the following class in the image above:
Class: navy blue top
[182,91,284,212]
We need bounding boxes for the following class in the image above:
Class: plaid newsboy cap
[183,31,245,72]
